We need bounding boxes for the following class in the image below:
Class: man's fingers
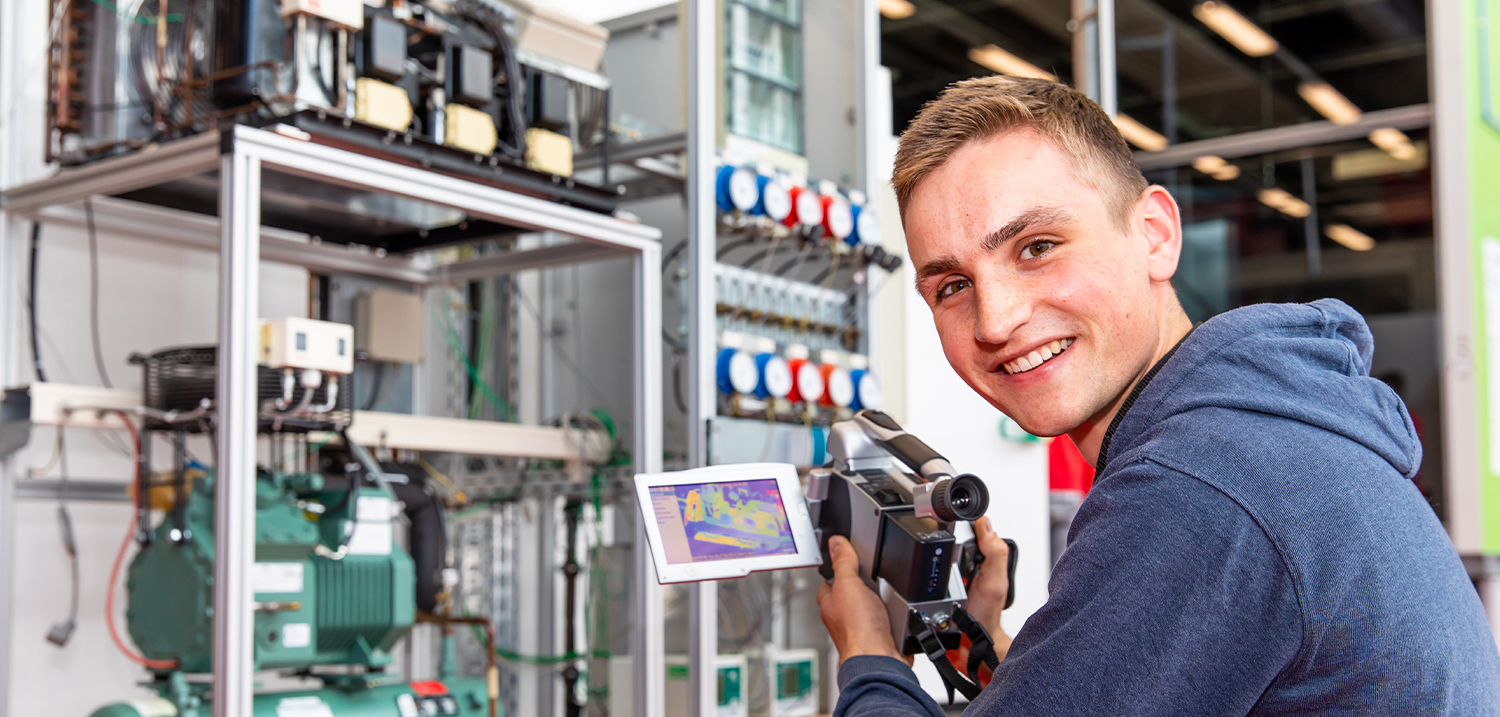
[815,579,832,608]
[975,516,1009,564]
[829,535,861,580]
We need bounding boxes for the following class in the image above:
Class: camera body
[806,410,990,654]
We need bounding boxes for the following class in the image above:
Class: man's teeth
[1003,338,1075,375]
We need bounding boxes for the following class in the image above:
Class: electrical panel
[706,161,902,467]
[666,654,750,717]
[768,649,818,717]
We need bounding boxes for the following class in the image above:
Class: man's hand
[963,517,1014,661]
[816,535,907,666]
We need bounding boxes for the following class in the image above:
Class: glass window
[727,0,803,154]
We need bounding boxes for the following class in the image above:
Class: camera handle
[852,409,961,479]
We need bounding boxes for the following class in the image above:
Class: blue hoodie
[834,300,1500,716]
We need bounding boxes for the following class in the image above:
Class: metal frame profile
[0,123,666,717]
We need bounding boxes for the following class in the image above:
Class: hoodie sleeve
[965,460,1304,717]
[833,655,946,717]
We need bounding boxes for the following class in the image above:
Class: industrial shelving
[0,123,666,717]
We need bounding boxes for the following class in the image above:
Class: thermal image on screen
[649,479,798,564]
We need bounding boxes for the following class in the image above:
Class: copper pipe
[415,612,500,717]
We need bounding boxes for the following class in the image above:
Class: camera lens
[931,473,989,522]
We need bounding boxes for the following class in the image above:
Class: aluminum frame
[0,123,665,717]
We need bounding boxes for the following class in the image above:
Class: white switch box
[261,317,355,374]
[281,0,364,29]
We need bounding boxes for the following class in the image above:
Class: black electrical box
[453,45,494,106]
[364,13,408,80]
[529,70,570,131]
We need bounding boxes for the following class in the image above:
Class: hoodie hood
[1103,299,1421,480]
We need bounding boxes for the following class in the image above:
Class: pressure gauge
[728,168,760,213]
[761,177,793,223]
[820,364,855,408]
[822,195,854,241]
[850,204,879,246]
[849,368,883,411]
[786,358,824,403]
[794,187,824,229]
[715,165,737,212]
[717,348,759,395]
[755,353,794,399]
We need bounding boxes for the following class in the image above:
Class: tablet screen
[648,479,800,564]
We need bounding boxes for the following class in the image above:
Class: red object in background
[409,681,450,697]
[1049,435,1095,495]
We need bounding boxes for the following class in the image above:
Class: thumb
[829,535,860,579]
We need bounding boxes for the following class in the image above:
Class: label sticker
[253,562,305,595]
[348,496,393,555]
[395,694,420,717]
[276,696,333,717]
[281,622,312,649]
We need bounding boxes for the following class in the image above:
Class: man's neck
[1069,305,1194,468]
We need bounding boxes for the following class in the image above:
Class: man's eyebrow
[979,207,1077,253]
[915,257,962,288]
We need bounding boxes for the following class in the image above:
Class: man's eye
[1023,240,1056,259]
[936,278,971,301]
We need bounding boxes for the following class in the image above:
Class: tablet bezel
[634,462,823,583]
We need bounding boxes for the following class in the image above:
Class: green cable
[468,282,497,420]
[434,301,518,422]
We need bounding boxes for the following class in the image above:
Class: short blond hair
[893,76,1149,228]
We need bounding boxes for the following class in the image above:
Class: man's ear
[1136,186,1183,283]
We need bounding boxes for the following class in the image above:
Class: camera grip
[959,537,1019,609]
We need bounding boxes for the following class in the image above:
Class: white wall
[6,220,310,716]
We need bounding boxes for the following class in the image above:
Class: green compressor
[89,465,494,717]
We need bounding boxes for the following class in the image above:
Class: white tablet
[635,463,823,583]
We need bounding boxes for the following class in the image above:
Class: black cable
[28,222,47,383]
[85,199,112,388]
[46,427,78,647]
[716,237,758,259]
[670,352,688,415]
[662,238,688,270]
[361,361,388,411]
[308,19,338,109]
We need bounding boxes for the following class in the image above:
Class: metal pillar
[632,241,665,717]
[685,0,721,714]
[1301,156,1321,278]
[857,0,884,371]
[212,148,261,717]
[1072,0,1116,115]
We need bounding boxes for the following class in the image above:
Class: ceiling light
[879,0,916,20]
[1258,188,1311,218]
[966,45,1056,81]
[1114,114,1169,151]
[1298,82,1363,125]
[1368,127,1418,161]
[1326,223,1376,251]
[1193,2,1279,57]
[1191,155,1240,181]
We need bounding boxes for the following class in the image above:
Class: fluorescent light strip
[1257,188,1311,218]
[1298,82,1363,125]
[1193,2,1279,58]
[1114,114,1169,151]
[879,0,916,20]
[966,45,1056,81]
[1192,155,1240,181]
[1368,127,1418,161]
[1326,224,1376,251]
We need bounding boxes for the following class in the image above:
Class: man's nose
[973,284,1031,347]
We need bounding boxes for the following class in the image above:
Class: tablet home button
[686,567,697,577]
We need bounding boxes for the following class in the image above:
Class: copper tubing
[415,612,500,717]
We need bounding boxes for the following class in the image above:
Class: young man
[816,76,1500,715]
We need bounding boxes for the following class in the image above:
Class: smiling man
[815,76,1500,715]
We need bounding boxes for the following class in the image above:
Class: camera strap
[907,610,983,703]
[953,607,1002,683]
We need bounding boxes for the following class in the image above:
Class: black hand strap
[952,607,1001,683]
[907,610,983,702]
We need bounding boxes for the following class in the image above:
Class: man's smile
[997,337,1076,375]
